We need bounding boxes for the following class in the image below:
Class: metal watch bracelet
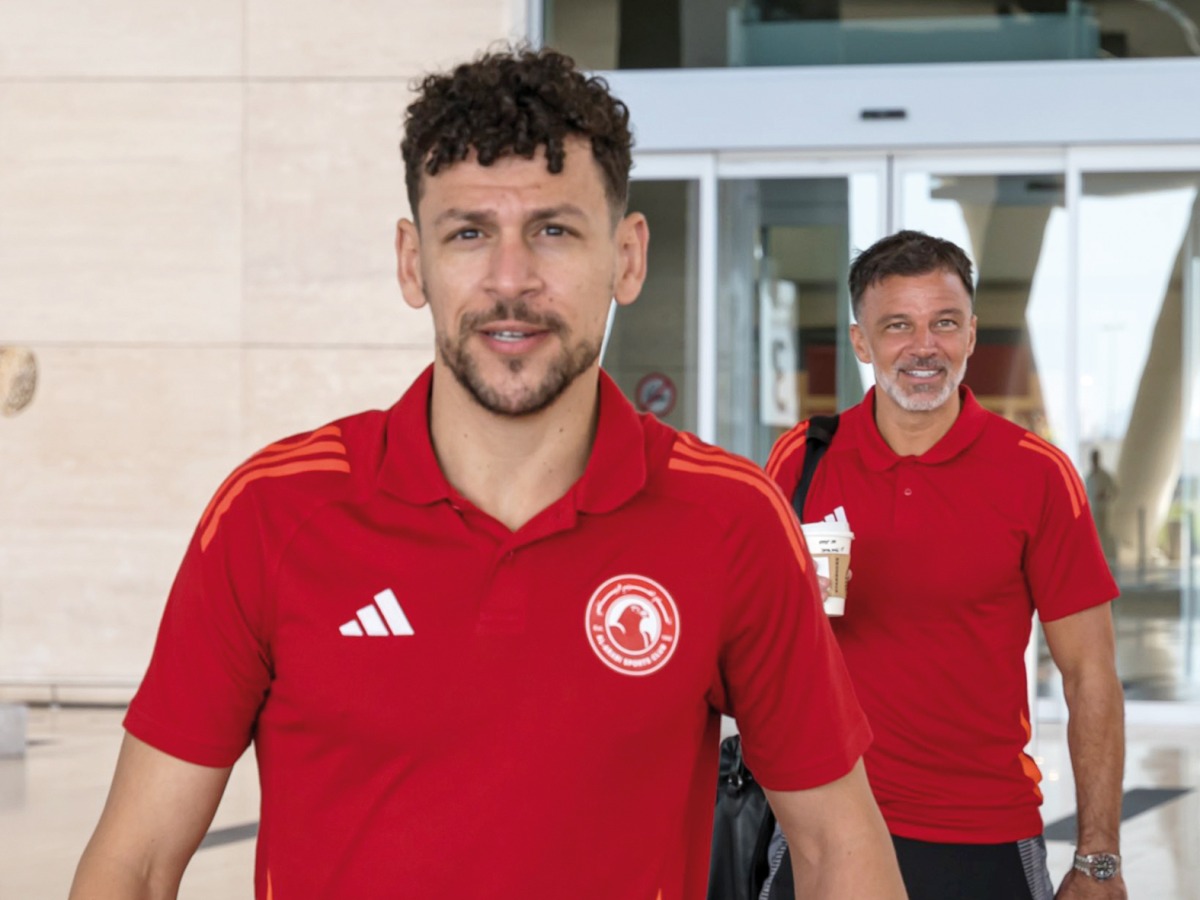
[1073,851,1121,880]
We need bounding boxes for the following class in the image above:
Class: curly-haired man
[72,47,903,900]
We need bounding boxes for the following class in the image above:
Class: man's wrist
[1072,850,1121,880]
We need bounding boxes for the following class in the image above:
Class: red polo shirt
[766,387,1117,843]
[126,366,870,899]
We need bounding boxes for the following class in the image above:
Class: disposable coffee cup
[800,522,854,616]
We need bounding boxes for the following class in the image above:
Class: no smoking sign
[635,372,677,417]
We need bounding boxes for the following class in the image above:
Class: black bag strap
[790,414,839,521]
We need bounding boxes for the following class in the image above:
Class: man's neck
[873,389,962,457]
[428,365,600,532]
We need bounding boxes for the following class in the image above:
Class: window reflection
[900,172,1065,437]
[545,1,1200,71]
[1079,172,1200,701]
[717,176,881,464]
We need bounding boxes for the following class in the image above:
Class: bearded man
[767,230,1126,900]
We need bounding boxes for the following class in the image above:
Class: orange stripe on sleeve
[262,423,342,455]
[668,443,808,572]
[1024,433,1088,501]
[764,422,810,482]
[200,458,351,551]
[200,437,347,533]
[1017,438,1084,518]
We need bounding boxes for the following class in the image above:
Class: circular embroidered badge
[585,574,680,676]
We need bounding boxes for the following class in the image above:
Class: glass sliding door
[605,164,711,436]
[715,161,885,464]
[631,145,1200,711]
[895,156,1070,441]
[1075,165,1200,702]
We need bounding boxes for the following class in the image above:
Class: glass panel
[603,179,700,434]
[715,174,881,464]
[545,0,1200,70]
[898,170,1068,437]
[1077,171,1200,701]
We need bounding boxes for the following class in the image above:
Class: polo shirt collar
[573,368,648,514]
[377,365,647,515]
[854,384,989,470]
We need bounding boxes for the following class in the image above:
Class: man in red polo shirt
[71,48,905,899]
[767,231,1125,900]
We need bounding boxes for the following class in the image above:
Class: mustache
[460,300,566,335]
[901,356,947,368]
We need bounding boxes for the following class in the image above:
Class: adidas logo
[339,589,414,637]
[822,505,849,525]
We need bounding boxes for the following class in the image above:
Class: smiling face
[395,137,647,417]
[850,268,977,417]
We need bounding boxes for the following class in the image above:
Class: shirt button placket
[894,466,916,529]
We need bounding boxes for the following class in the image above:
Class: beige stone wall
[0,0,524,699]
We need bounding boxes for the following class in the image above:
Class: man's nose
[911,323,937,350]
[484,233,541,299]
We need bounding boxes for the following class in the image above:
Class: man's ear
[395,219,427,310]
[849,323,872,364]
[612,212,649,308]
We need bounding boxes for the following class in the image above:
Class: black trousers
[890,834,1055,900]
[763,832,1054,900]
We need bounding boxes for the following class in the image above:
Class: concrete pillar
[1112,254,1185,565]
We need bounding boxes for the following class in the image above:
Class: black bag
[706,415,840,900]
[706,734,776,900]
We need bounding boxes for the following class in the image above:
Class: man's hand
[816,570,850,602]
[1055,868,1128,899]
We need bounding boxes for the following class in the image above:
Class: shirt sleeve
[1024,453,1119,623]
[124,507,274,768]
[709,484,871,792]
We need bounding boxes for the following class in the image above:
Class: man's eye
[452,228,482,241]
[542,224,568,237]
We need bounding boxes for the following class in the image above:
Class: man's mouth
[486,329,539,343]
[903,367,942,379]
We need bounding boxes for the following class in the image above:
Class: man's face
[849,269,977,414]
[395,137,647,417]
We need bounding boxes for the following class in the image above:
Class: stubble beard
[439,299,601,417]
[875,355,968,413]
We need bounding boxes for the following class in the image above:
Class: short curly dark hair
[401,46,633,222]
[849,230,975,320]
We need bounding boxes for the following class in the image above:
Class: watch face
[1091,855,1119,880]
[1077,853,1120,880]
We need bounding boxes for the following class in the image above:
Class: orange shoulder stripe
[200,457,351,551]
[1017,437,1084,519]
[765,421,810,482]
[199,441,348,531]
[1019,433,1086,511]
[262,423,343,455]
[668,439,807,572]
[200,426,346,524]
[200,432,347,531]
[1023,433,1088,502]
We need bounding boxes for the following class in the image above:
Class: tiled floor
[1,707,1198,898]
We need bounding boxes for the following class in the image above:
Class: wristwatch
[1073,851,1121,880]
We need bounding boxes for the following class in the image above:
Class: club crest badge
[585,574,679,676]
